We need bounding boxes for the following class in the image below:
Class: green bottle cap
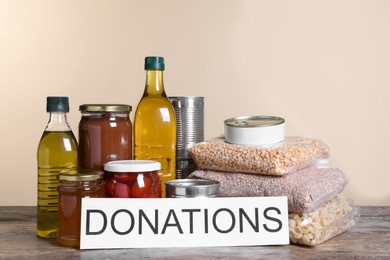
[46,96,69,112]
[144,56,165,70]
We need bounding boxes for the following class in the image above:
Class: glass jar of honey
[78,104,133,177]
[104,160,161,198]
[57,170,105,248]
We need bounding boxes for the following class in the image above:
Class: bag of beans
[289,195,359,246]
[189,136,330,176]
[188,165,347,213]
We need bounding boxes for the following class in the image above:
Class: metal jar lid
[224,115,285,146]
[165,179,220,198]
[79,104,132,113]
[59,169,104,182]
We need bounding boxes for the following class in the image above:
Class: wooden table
[0,206,389,259]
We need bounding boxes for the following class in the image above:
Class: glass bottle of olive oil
[134,56,176,197]
[37,96,78,238]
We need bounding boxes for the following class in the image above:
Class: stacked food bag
[188,116,359,246]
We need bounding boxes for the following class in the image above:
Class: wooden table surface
[0,206,389,259]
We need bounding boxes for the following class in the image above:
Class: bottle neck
[143,70,167,97]
[45,112,72,132]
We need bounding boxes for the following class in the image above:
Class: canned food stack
[188,115,360,246]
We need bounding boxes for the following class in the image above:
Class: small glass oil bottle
[37,96,78,238]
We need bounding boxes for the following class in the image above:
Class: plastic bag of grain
[189,136,330,176]
[289,195,359,246]
[188,165,347,213]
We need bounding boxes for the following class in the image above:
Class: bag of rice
[188,165,347,213]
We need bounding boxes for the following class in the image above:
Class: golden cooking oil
[134,57,176,197]
[37,97,78,238]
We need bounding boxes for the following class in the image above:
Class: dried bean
[189,136,330,176]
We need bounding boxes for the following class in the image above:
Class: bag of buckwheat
[189,136,330,176]
[188,165,347,213]
[289,195,359,246]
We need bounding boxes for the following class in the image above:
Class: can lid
[104,160,161,172]
[224,115,285,146]
[145,56,165,70]
[47,96,69,112]
[224,115,285,127]
[165,179,220,198]
[79,104,132,112]
[59,169,104,181]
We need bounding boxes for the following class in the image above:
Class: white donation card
[80,196,289,249]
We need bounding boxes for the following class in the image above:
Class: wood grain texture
[0,206,389,259]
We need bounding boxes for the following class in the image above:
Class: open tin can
[165,179,220,198]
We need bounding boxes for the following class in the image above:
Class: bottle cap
[145,56,165,70]
[46,96,69,112]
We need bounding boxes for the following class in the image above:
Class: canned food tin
[165,179,220,198]
[224,116,285,146]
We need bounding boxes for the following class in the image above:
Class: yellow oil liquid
[37,131,78,238]
[134,96,176,197]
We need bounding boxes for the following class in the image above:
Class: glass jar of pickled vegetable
[57,170,105,248]
[104,160,161,198]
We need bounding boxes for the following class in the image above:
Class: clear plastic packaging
[188,165,347,213]
[189,136,330,176]
[289,195,360,246]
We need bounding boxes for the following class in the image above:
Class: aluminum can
[224,115,285,146]
[165,179,220,198]
[169,96,204,178]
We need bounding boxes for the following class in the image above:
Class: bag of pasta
[289,195,360,246]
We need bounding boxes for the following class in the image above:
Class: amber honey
[57,170,104,248]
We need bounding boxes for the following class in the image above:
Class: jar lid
[165,179,220,198]
[79,104,132,112]
[59,169,104,181]
[104,160,161,172]
[224,115,285,146]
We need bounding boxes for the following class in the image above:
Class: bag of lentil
[289,195,359,246]
[188,165,347,213]
[189,136,330,176]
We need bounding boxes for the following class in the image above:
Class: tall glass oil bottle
[134,56,176,197]
[37,96,78,238]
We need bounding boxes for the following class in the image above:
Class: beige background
[1,0,389,206]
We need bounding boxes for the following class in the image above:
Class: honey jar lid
[79,104,132,112]
[165,179,220,198]
[104,160,161,172]
[59,169,104,181]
